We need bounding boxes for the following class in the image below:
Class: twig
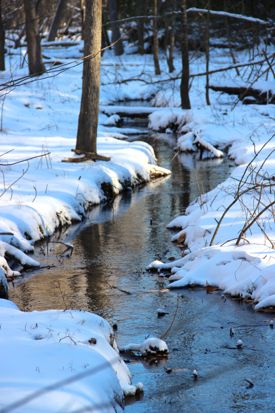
[210,182,275,246]
[236,200,275,245]
[160,296,180,340]
[106,281,132,295]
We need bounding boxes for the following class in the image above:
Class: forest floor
[0,38,274,412]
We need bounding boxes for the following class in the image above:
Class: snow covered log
[210,85,275,104]
[186,8,271,26]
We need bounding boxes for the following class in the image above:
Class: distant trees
[152,0,161,75]
[48,0,68,41]
[164,0,175,73]
[109,0,124,56]
[180,0,191,109]
[137,1,146,54]
[0,0,5,71]
[0,0,272,119]
[23,0,45,75]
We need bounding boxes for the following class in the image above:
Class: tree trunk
[75,0,102,154]
[167,26,175,73]
[48,0,68,41]
[205,3,210,105]
[137,0,146,54]
[153,0,161,75]
[166,0,175,73]
[180,0,191,109]
[0,0,5,71]
[23,0,45,75]
[109,0,123,56]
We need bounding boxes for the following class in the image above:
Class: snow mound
[120,337,169,356]
[0,299,138,412]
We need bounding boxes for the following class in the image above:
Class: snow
[120,337,169,356]
[149,140,275,309]
[0,44,175,410]
[0,32,274,410]
[0,298,139,412]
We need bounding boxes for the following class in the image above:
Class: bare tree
[75,0,108,160]
[109,0,123,56]
[164,0,175,73]
[180,0,191,109]
[205,2,210,105]
[23,0,45,75]
[0,0,5,71]
[152,0,161,75]
[48,0,68,41]
[137,0,146,54]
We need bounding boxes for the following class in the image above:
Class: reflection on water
[10,134,233,314]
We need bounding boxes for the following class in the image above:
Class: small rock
[112,323,118,331]
[157,308,169,317]
[236,339,243,349]
[88,338,97,345]
[245,378,254,389]
[230,327,235,337]
[193,369,198,380]
[269,319,274,329]
[165,367,173,374]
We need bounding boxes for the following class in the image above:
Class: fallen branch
[187,8,271,25]
[0,152,51,166]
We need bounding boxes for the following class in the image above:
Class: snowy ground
[0,36,274,411]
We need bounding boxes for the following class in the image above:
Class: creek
[9,126,275,413]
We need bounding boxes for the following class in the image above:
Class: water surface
[9,133,275,413]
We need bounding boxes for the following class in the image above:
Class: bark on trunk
[80,0,85,40]
[109,0,123,56]
[0,0,5,71]
[76,0,102,154]
[23,0,45,75]
[180,0,191,109]
[48,0,68,41]
[153,0,161,75]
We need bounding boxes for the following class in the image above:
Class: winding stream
[9,131,275,412]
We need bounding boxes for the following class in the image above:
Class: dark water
[9,133,275,413]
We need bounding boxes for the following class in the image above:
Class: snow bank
[0,135,169,280]
[149,134,275,310]
[0,298,140,412]
[149,108,224,158]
